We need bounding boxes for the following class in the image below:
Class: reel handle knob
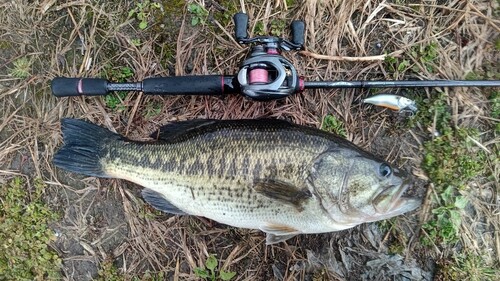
[290,20,305,47]
[233,12,249,42]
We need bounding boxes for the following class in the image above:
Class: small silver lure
[363,94,417,113]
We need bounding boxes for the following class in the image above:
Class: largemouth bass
[54,118,420,244]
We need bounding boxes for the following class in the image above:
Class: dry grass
[0,0,499,280]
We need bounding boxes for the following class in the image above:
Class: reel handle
[233,12,249,42]
[290,20,305,47]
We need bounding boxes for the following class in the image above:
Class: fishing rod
[51,12,500,103]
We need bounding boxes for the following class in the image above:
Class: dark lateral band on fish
[54,118,420,245]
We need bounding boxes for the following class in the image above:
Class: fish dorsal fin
[261,222,301,245]
[141,188,187,215]
[253,179,312,211]
[150,119,295,141]
[150,119,217,141]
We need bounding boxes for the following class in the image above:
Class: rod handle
[291,20,305,47]
[142,76,225,95]
[51,77,108,97]
[233,12,249,42]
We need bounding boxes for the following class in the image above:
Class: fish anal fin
[141,188,187,215]
[266,233,298,245]
[261,222,300,245]
[253,180,311,211]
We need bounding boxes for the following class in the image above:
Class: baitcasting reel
[233,13,304,100]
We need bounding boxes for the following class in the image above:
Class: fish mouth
[373,181,420,215]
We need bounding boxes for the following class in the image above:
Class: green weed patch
[0,178,61,280]
[416,96,486,245]
[321,114,347,138]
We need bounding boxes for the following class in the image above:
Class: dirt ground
[0,0,499,280]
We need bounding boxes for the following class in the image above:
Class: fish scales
[102,127,326,220]
[103,126,327,181]
[98,124,333,233]
[54,118,420,244]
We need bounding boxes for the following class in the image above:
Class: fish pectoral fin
[141,188,187,215]
[253,180,311,211]
[261,223,301,245]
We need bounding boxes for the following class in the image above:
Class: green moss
[187,3,208,26]
[465,63,500,80]
[410,42,439,73]
[410,95,452,136]
[384,55,411,78]
[421,186,469,245]
[253,21,265,35]
[97,259,122,281]
[98,258,166,280]
[385,42,439,77]
[377,218,409,255]
[414,94,488,246]
[0,41,11,49]
[147,1,184,66]
[151,42,177,69]
[321,114,347,138]
[143,101,162,119]
[160,0,185,16]
[150,1,184,30]
[134,271,165,281]
[0,177,61,280]
[388,243,405,255]
[270,19,286,36]
[214,0,240,27]
[101,66,134,110]
[129,0,162,30]
[490,92,500,127]
[9,57,31,78]
[436,252,498,281]
[422,128,485,188]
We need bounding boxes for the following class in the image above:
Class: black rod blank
[304,80,500,89]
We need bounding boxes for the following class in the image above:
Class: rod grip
[142,76,225,95]
[290,20,305,47]
[233,12,249,42]
[51,77,108,97]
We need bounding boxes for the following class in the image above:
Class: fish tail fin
[53,118,122,177]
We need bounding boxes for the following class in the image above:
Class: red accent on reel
[221,75,225,94]
[299,77,305,91]
[267,48,279,55]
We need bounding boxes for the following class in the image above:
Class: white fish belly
[107,166,347,233]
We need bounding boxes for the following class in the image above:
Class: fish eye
[379,163,392,178]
